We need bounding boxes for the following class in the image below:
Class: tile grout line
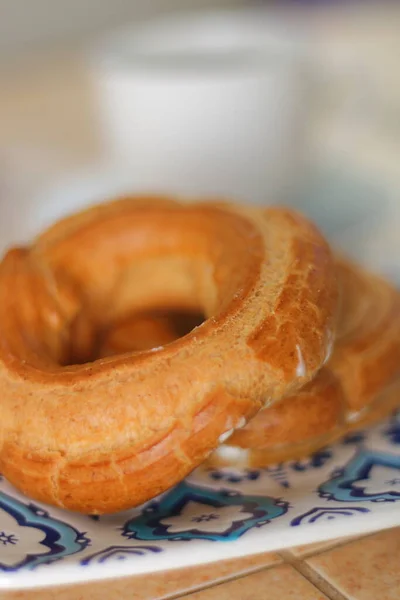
[135,531,382,600]
[161,559,284,600]
[279,550,348,600]
[280,528,379,560]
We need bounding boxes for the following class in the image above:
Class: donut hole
[53,216,257,367]
[7,205,263,370]
[95,309,205,359]
[62,254,214,365]
[62,308,205,365]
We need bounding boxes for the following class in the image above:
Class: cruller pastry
[0,198,337,513]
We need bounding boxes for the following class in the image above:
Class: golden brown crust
[329,261,400,411]
[211,381,400,468]
[225,368,346,449]
[209,259,400,468]
[0,198,337,513]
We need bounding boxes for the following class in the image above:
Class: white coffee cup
[90,10,311,204]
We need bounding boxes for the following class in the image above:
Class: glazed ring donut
[210,259,400,467]
[0,198,337,513]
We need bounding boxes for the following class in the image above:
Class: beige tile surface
[287,536,357,559]
[184,565,328,600]
[306,527,400,600]
[1,552,280,600]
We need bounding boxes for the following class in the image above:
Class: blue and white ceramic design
[0,491,89,571]
[0,411,399,590]
[319,449,400,503]
[123,481,288,542]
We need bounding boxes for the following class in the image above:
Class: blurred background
[0,0,399,282]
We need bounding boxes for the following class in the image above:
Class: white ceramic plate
[0,167,399,590]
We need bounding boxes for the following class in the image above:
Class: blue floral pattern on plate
[0,492,88,571]
[0,410,398,588]
[291,506,370,526]
[319,449,400,503]
[123,481,288,542]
